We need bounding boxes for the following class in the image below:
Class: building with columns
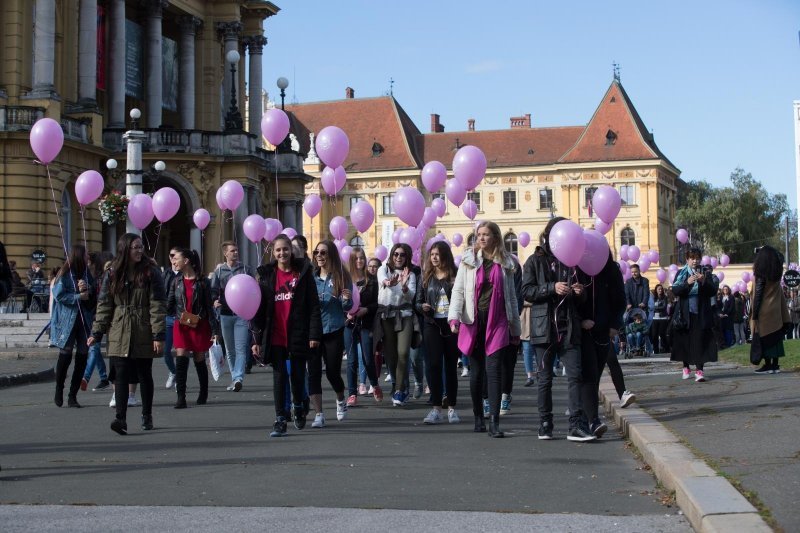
[290,80,683,266]
[0,0,308,273]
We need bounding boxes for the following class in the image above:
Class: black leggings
[423,319,459,408]
[271,346,307,419]
[580,335,612,422]
[651,320,670,353]
[468,312,513,417]
[308,328,345,396]
[605,345,626,399]
[110,357,153,420]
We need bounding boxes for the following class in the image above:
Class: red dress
[173,278,212,352]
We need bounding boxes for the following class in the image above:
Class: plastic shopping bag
[208,339,226,381]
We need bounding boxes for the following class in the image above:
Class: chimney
[468,118,475,131]
[510,113,531,128]
[345,87,355,99]
[430,113,445,133]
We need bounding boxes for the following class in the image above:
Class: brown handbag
[179,310,201,328]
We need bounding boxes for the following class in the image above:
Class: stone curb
[599,379,772,533]
[0,365,54,388]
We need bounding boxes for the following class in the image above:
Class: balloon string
[275,145,280,218]
[80,206,88,253]
[153,223,162,261]
[40,162,70,260]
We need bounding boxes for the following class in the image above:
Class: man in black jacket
[624,264,650,312]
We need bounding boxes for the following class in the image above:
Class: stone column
[124,129,147,235]
[30,0,58,98]
[78,0,98,106]
[280,200,297,230]
[244,35,267,135]
[295,202,303,236]
[178,16,201,129]
[145,0,167,128]
[216,22,242,126]
[108,0,126,127]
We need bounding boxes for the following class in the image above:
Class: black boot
[473,415,486,433]
[174,356,189,409]
[54,350,72,407]
[66,352,88,408]
[141,414,153,431]
[110,416,127,435]
[488,415,504,438]
[194,358,208,405]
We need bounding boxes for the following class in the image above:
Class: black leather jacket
[166,274,220,336]
[414,274,454,323]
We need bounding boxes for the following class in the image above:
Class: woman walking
[718,285,735,348]
[345,247,383,406]
[309,240,353,427]
[416,241,460,425]
[650,284,670,354]
[669,248,719,382]
[377,243,416,406]
[751,245,790,374]
[167,248,218,408]
[51,244,96,408]
[449,221,521,437]
[252,235,322,437]
[88,234,167,435]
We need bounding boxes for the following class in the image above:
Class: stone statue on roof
[290,133,300,152]
[305,132,320,164]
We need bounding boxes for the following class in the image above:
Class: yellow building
[291,81,682,266]
[0,0,307,273]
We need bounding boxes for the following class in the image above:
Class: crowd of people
[0,230,790,440]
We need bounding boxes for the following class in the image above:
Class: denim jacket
[315,272,353,334]
[51,272,96,349]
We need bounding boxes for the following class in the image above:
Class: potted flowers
[98,190,129,225]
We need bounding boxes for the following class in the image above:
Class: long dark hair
[423,241,456,288]
[348,247,368,281]
[109,233,153,295]
[314,240,352,296]
[753,245,783,282]
[58,244,88,281]
[387,243,412,273]
[175,247,203,278]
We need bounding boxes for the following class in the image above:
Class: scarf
[458,260,509,356]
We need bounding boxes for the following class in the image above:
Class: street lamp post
[276,77,291,151]
[224,50,243,131]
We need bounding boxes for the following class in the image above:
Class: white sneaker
[165,372,176,389]
[620,390,636,408]
[127,394,139,407]
[423,408,443,424]
[109,393,116,408]
[384,373,393,382]
[336,400,348,421]
[311,412,325,428]
[562,365,567,377]
[461,368,469,377]
[448,408,461,424]
[367,385,375,395]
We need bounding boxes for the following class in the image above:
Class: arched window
[621,227,635,246]
[504,232,518,256]
[349,235,365,247]
[467,233,476,246]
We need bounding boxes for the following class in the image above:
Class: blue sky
[262,0,800,207]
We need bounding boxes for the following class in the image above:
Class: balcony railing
[0,106,90,143]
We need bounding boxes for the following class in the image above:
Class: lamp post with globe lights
[224,50,243,131]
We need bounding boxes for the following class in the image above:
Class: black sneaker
[293,405,306,430]
[93,379,111,391]
[754,364,772,374]
[567,426,597,442]
[538,421,553,440]
[772,364,781,374]
[110,418,127,435]
[524,377,535,387]
[270,418,288,438]
[590,420,608,439]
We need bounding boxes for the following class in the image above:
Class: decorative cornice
[243,35,268,54]
[216,21,243,41]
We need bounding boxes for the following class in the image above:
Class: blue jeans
[627,332,644,349]
[345,326,378,396]
[162,315,176,374]
[220,314,250,382]
[83,341,108,381]
[522,340,536,375]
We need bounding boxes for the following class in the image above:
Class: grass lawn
[718,338,800,371]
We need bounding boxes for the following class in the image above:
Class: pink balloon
[283,227,297,240]
[215,188,228,211]
[315,126,350,168]
[619,244,630,261]
[717,272,725,282]
[261,108,290,146]
[656,268,667,284]
[224,274,261,320]
[29,117,64,164]
[578,229,610,276]
[549,220,586,267]
[221,180,244,211]
[412,250,421,266]
[374,245,388,262]
[75,170,105,206]
[421,161,447,193]
[461,199,478,220]
[321,166,347,196]
[741,272,752,283]
[627,245,641,262]
[152,187,181,223]
[422,207,437,228]
[709,256,718,268]
[592,185,621,224]
[330,216,348,240]
[737,281,748,293]
[340,245,353,263]
[638,257,651,273]
[648,250,660,264]
[243,214,266,243]
[127,193,154,230]
[618,260,630,274]
[334,239,347,251]
[454,254,462,268]
[668,264,678,272]
[452,233,463,247]
[394,187,426,227]
[452,145,487,191]
[193,208,210,230]
[263,218,283,241]
[701,255,711,266]
[350,200,375,233]
[304,195,322,218]
[400,227,418,248]
[595,218,612,235]
[720,254,730,267]
[676,228,689,244]
[518,232,531,248]
[392,228,402,245]
[431,198,446,218]
[731,284,740,294]
[445,179,466,207]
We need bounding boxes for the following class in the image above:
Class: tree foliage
[675,168,794,263]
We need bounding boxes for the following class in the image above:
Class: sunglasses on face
[393,252,406,258]
[313,250,328,257]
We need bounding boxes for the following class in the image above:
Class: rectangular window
[349,196,361,210]
[468,191,481,211]
[382,193,395,215]
[619,185,635,206]
[503,190,517,211]
[539,188,553,210]
[585,186,597,207]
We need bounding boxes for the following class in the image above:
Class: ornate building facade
[290,81,682,266]
[0,0,308,272]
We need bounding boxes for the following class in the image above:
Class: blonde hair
[473,221,510,264]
